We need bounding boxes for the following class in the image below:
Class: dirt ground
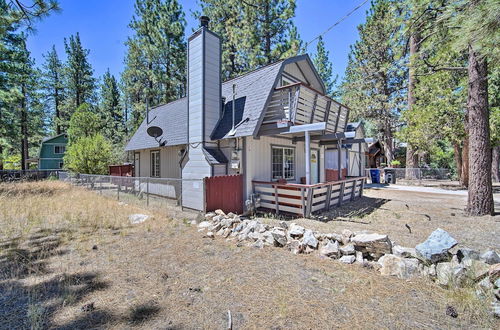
[0,181,499,329]
[260,185,500,252]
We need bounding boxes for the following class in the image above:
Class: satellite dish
[147,126,163,138]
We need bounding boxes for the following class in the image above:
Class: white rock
[271,228,287,246]
[289,224,305,238]
[252,239,264,249]
[475,277,493,299]
[480,250,500,265]
[436,262,467,287]
[340,244,355,255]
[415,228,457,264]
[206,231,214,238]
[320,240,339,258]
[129,214,149,224]
[355,251,364,264]
[325,233,343,242]
[302,229,318,248]
[351,233,392,254]
[378,254,420,279]
[215,209,226,216]
[205,212,216,220]
[262,231,275,246]
[341,229,353,245]
[339,255,356,264]
[393,245,416,258]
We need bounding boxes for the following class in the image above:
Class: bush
[64,134,115,174]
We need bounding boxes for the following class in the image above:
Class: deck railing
[252,176,366,217]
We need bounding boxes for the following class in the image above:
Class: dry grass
[0,181,498,329]
[260,187,500,252]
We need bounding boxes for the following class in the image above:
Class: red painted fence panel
[325,168,348,182]
[205,174,243,214]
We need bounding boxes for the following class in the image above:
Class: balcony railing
[252,176,366,217]
[259,82,350,136]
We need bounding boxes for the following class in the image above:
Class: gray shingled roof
[212,60,283,139]
[125,57,301,151]
[125,98,187,151]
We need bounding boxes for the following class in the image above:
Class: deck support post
[358,142,362,177]
[146,177,150,206]
[274,184,280,214]
[301,187,306,217]
[337,139,343,180]
[350,179,357,201]
[305,187,313,218]
[325,184,332,210]
[338,182,345,206]
[305,131,311,185]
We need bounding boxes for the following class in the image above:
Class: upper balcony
[258,82,350,136]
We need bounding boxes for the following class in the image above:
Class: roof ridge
[222,59,285,84]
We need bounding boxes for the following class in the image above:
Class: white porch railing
[252,176,366,217]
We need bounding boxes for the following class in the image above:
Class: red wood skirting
[205,174,243,214]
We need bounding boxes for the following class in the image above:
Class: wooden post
[305,131,311,185]
[337,139,343,180]
[274,184,279,215]
[117,180,120,201]
[360,178,365,197]
[146,177,150,206]
[350,179,357,201]
[301,187,306,217]
[338,182,345,206]
[306,187,313,218]
[325,183,332,210]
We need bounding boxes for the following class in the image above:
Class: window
[272,146,295,180]
[58,161,64,169]
[54,145,66,154]
[150,150,160,177]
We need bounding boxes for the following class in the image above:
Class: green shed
[38,133,68,170]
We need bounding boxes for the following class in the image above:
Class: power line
[304,0,370,50]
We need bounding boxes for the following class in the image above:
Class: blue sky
[26,0,368,82]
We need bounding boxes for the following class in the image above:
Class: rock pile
[199,210,500,317]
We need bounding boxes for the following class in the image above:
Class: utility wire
[304,0,370,50]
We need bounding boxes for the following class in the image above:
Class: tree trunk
[405,33,420,179]
[453,142,462,182]
[492,146,500,182]
[466,45,493,216]
[20,84,29,171]
[55,84,61,134]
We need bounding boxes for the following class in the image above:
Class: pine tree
[63,32,96,120]
[100,69,124,144]
[122,0,187,130]
[241,0,298,66]
[313,36,337,98]
[41,45,65,134]
[197,0,249,80]
[341,0,406,163]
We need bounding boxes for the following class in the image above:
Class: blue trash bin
[370,169,380,184]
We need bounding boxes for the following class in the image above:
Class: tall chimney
[187,16,221,143]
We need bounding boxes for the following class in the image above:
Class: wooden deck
[252,177,366,217]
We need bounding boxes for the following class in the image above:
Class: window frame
[150,150,160,178]
[54,145,66,154]
[271,145,296,181]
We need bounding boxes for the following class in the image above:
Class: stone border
[197,210,500,318]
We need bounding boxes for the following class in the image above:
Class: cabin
[367,141,386,168]
[38,133,68,170]
[125,17,371,215]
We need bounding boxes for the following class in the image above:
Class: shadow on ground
[311,196,390,223]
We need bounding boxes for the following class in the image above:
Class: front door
[134,152,140,177]
[310,149,319,184]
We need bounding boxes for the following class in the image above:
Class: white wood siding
[135,147,182,179]
[244,136,321,199]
